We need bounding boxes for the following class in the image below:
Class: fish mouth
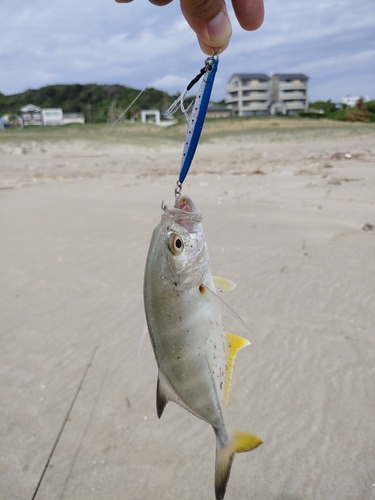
[175,196,198,214]
[163,195,202,233]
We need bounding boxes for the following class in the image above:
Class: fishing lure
[164,54,219,198]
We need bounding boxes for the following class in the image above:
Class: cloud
[151,74,189,94]
[0,0,374,103]
[223,0,375,101]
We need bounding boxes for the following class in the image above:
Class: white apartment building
[270,74,309,116]
[226,73,309,117]
[225,73,271,117]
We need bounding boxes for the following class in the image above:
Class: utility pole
[86,103,91,123]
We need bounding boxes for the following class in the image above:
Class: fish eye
[168,233,184,255]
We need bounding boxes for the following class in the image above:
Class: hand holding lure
[164,54,219,200]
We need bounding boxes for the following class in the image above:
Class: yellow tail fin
[215,430,262,500]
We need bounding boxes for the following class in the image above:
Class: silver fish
[144,195,262,499]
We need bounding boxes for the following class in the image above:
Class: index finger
[232,0,265,30]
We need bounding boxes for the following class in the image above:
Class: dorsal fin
[224,332,250,407]
[212,276,236,293]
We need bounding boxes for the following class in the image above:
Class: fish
[143,195,262,500]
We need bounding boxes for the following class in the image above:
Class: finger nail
[207,10,231,43]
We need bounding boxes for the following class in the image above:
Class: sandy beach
[1,118,375,500]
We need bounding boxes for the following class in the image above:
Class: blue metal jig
[164,54,219,194]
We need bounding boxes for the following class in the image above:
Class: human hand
[115,0,264,54]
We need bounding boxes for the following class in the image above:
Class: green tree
[346,98,372,122]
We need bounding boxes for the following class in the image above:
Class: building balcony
[279,91,306,100]
[242,101,270,111]
[242,82,270,91]
[226,82,270,93]
[226,84,238,93]
[226,94,271,106]
[225,104,238,110]
[242,91,271,99]
[278,82,307,91]
[225,95,239,104]
[283,100,307,110]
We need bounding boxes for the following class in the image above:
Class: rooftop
[229,73,271,81]
[272,73,309,81]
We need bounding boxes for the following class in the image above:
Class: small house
[41,108,63,126]
[21,104,43,125]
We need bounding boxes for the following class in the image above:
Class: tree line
[0,83,181,123]
[1,84,374,123]
[307,98,375,122]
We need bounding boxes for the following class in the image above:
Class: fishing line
[31,346,99,500]
[102,33,194,139]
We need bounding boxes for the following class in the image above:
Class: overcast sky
[1,0,374,102]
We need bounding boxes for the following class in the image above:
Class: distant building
[140,109,178,127]
[206,105,233,119]
[63,113,85,125]
[226,73,271,117]
[20,104,84,126]
[225,73,309,117]
[21,104,43,125]
[270,74,309,116]
[41,108,63,125]
[141,109,161,125]
[342,96,369,107]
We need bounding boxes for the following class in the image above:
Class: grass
[1,117,375,147]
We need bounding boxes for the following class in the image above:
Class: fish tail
[214,430,262,500]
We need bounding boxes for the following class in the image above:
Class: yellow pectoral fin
[212,276,237,293]
[224,332,250,407]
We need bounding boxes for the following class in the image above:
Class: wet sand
[1,120,375,499]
